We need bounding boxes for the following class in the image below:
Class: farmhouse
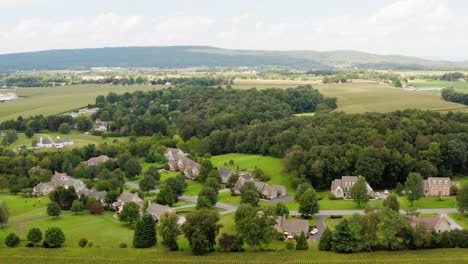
[112,191,143,213]
[146,202,176,222]
[33,172,85,195]
[331,176,374,198]
[423,177,460,197]
[410,215,453,233]
[164,148,200,179]
[36,135,74,149]
[85,155,112,166]
[275,216,310,239]
[232,176,287,200]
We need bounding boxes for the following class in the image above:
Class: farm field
[0,84,163,123]
[231,81,468,113]
[410,80,468,93]
[210,153,294,192]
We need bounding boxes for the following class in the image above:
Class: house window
[439,180,442,184]
[444,180,448,184]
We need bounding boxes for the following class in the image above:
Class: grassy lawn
[183,181,204,196]
[284,192,383,211]
[217,192,241,205]
[448,213,468,229]
[453,175,468,186]
[324,216,351,230]
[0,212,134,248]
[210,153,294,193]
[411,80,468,93]
[0,194,50,222]
[398,195,457,209]
[0,85,164,123]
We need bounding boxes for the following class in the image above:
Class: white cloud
[0,0,467,59]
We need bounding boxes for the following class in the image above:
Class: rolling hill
[0,46,464,72]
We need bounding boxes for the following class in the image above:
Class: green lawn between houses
[210,153,294,193]
[449,213,468,229]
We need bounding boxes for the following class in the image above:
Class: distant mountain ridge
[0,46,463,72]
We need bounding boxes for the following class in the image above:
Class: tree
[139,175,156,193]
[456,184,468,214]
[70,200,84,214]
[5,233,20,247]
[240,190,260,207]
[27,228,42,245]
[159,213,181,251]
[58,123,71,134]
[299,188,319,218]
[133,214,156,248]
[350,176,369,206]
[119,202,140,225]
[144,166,160,182]
[234,204,277,252]
[205,177,221,192]
[196,196,213,209]
[331,219,361,253]
[0,201,9,225]
[383,193,400,212]
[165,175,187,197]
[47,202,61,217]
[197,160,214,182]
[319,227,333,251]
[181,209,221,255]
[156,185,175,206]
[199,187,218,206]
[122,158,142,180]
[89,201,104,214]
[218,233,235,252]
[49,186,77,210]
[379,208,408,250]
[405,172,424,206]
[44,227,66,248]
[25,127,34,138]
[296,231,309,250]
[227,173,239,188]
[275,202,289,217]
[295,183,312,201]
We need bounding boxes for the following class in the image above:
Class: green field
[449,213,468,229]
[210,153,293,192]
[0,85,163,123]
[411,80,468,93]
[0,194,50,222]
[232,81,468,113]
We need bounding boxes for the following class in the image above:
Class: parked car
[310,228,318,235]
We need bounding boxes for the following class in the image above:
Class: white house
[331,176,374,198]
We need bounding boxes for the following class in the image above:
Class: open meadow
[410,80,468,93]
[0,85,163,123]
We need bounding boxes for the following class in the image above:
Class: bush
[79,238,88,248]
[44,227,65,248]
[285,240,295,250]
[26,242,35,247]
[88,241,94,247]
[71,200,84,213]
[89,201,104,214]
[27,228,42,244]
[330,215,343,219]
[119,243,128,248]
[47,202,61,217]
[5,233,20,247]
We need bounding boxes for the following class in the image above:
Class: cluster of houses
[331,175,461,199]
[229,171,287,200]
[164,148,201,180]
[36,136,74,149]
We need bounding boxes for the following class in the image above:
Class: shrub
[27,228,42,245]
[285,240,295,250]
[119,243,128,248]
[79,238,88,248]
[26,242,35,247]
[330,215,343,219]
[47,202,61,217]
[89,201,104,214]
[44,227,65,248]
[88,241,94,247]
[71,200,84,213]
[5,233,20,247]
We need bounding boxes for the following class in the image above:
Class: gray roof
[146,203,175,220]
[219,168,232,183]
[275,217,309,236]
[86,155,111,166]
[117,191,143,204]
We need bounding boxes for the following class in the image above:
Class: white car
[310,228,318,235]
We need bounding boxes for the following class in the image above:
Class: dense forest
[0,85,467,192]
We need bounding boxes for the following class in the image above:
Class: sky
[0,0,467,60]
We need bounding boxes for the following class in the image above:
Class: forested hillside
[0,46,463,72]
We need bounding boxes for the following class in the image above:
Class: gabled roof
[146,203,175,220]
[85,155,111,166]
[410,215,446,231]
[275,217,309,236]
[117,191,143,204]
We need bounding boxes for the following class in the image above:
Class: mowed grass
[231,81,468,113]
[0,84,163,123]
[210,153,293,192]
[0,194,50,222]
[411,80,468,93]
[448,213,468,229]
[0,212,134,248]
[217,191,241,205]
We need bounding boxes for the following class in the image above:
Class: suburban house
[423,177,460,197]
[330,176,374,198]
[219,168,233,184]
[33,172,86,196]
[94,118,108,132]
[36,136,74,149]
[275,216,310,239]
[146,202,176,222]
[164,148,201,179]
[410,215,454,233]
[77,188,107,204]
[112,191,144,213]
[232,176,287,200]
[85,155,113,166]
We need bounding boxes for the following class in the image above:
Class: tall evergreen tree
[295,231,309,250]
[133,214,156,248]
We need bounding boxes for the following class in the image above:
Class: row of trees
[441,88,468,106]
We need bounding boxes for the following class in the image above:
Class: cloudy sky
[1,0,467,60]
